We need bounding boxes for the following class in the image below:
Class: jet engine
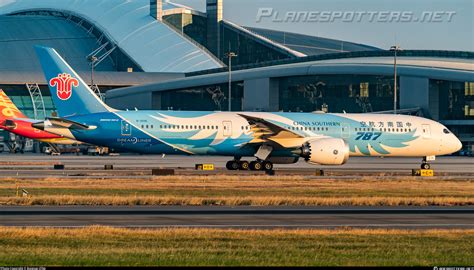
[300,138,350,165]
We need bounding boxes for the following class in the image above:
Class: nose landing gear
[420,156,435,170]
[421,162,431,170]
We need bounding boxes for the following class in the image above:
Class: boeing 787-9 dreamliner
[32,46,462,171]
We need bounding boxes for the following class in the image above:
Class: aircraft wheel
[239,161,250,170]
[263,161,273,171]
[421,163,431,170]
[226,160,240,170]
[250,161,263,171]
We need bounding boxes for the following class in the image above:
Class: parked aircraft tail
[0,89,27,120]
[34,45,113,117]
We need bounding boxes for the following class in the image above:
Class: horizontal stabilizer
[32,117,95,130]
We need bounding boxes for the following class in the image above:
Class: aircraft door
[223,121,232,137]
[422,124,431,139]
[121,120,132,136]
[341,123,350,139]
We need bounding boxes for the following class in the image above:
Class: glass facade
[163,14,208,48]
[279,75,397,113]
[220,24,291,66]
[0,85,56,119]
[158,82,244,111]
[433,80,474,120]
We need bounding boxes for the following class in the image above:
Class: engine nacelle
[301,138,350,165]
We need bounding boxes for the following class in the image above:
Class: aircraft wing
[238,114,305,148]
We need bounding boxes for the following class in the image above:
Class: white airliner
[32,46,463,171]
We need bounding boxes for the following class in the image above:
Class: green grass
[0,227,472,266]
[1,176,473,206]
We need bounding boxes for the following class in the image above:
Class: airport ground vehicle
[43,146,81,155]
[32,46,462,171]
[87,146,109,156]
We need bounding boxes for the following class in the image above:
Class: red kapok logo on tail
[49,73,79,100]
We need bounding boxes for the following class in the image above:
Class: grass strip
[1,176,472,206]
[0,227,472,266]
[1,195,473,206]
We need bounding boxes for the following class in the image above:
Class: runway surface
[0,154,472,177]
[2,206,473,229]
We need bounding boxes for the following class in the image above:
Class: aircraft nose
[453,136,463,152]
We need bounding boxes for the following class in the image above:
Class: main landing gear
[226,159,273,171]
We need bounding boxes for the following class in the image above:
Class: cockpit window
[443,128,451,134]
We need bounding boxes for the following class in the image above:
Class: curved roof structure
[107,54,474,99]
[0,15,117,72]
[246,27,381,56]
[0,0,224,72]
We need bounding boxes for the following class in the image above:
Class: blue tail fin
[34,45,113,117]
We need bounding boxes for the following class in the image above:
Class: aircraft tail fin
[34,45,114,117]
[0,89,27,120]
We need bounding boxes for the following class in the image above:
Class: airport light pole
[225,52,237,111]
[88,55,98,86]
[389,45,402,114]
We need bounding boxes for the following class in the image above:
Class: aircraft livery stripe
[112,112,193,155]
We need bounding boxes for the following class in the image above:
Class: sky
[173,0,474,51]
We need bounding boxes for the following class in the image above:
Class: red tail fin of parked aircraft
[0,89,80,144]
[0,89,27,120]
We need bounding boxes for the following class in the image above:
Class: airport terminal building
[0,0,473,152]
